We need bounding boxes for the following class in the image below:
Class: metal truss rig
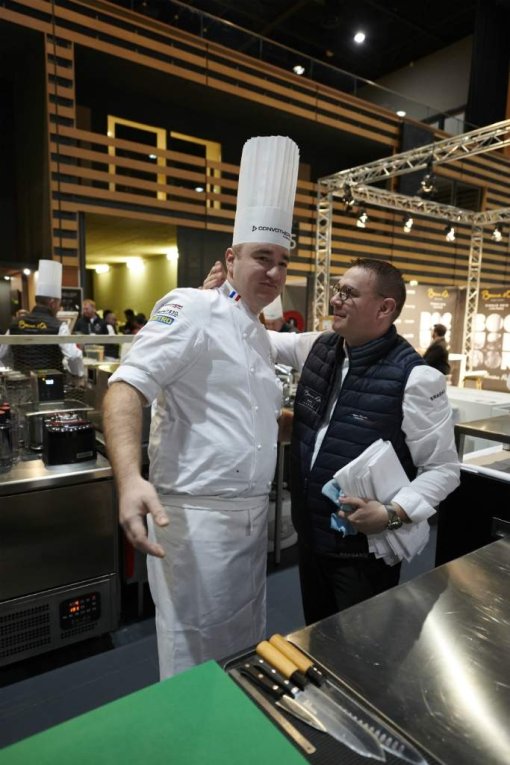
[314,119,510,361]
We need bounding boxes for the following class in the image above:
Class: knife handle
[254,658,299,697]
[255,641,307,689]
[269,634,324,687]
[239,664,287,701]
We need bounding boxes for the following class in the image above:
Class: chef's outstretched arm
[103,381,169,557]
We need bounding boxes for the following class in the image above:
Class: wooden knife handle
[256,640,301,680]
[269,634,313,673]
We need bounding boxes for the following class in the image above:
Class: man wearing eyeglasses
[270,257,459,623]
[203,255,460,623]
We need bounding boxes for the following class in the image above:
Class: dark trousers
[298,541,402,626]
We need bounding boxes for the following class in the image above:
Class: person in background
[103,310,120,360]
[0,260,84,378]
[203,257,460,625]
[121,308,136,334]
[75,299,108,335]
[103,135,300,678]
[423,323,451,375]
[132,313,147,333]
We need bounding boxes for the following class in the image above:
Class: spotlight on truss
[445,224,456,242]
[356,209,368,229]
[492,224,503,242]
[403,214,414,233]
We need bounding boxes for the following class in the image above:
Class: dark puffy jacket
[290,326,424,555]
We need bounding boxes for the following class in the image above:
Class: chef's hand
[118,476,169,557]
[201,260,227,289]
[337,496,389,535]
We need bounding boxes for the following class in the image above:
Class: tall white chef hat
[263,295,284,320]
[232,136,300,249]
[36,259,62,299]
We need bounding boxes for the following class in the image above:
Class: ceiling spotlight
[95,264,110,274]
[3,275,10,281]
[356,209,369,229]
[396,110,406,118]
[148,153,157,160]
[165,246,179,262]
[127,257,145,272]
[445,224,456,242]
[492,224,503,242]
[342,184,355,208]
[409,280,419,287]
[195,186,205,193]
[403,214,414,233]
[353,31,366,44]
[420,158,437,197]
[23,268,31,276]
[293,64,305,75]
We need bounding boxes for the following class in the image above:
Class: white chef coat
[0,322,84,377]
[109,283,283,496]
[269,330,460,522]
[108,283,283,677]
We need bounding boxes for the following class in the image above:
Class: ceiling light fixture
[127,257,145,272]
[3,275,10,281]
[396,110,406,118]
[293,64,305,75]
[403,214,414,233]
[165,246,179,262]
[491,224,503,242]
[353,31,366,44]
[419,157,437,197]
[23,268,31,276]
[342,184,355,209]
[445,224,456,242]
[356,209,368,229]
[148,153,157,160]
[195,186,205,193]
[409,280,419,286]
[95,264,110,274]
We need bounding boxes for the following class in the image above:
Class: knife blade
[269,634,429,765]
[230,669,317,755]
[256,640,386,761]
[238,664,327,732]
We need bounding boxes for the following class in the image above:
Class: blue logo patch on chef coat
[150,314,175,326]
[150,301,183,325]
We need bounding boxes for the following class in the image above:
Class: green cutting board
[0,660,308,764]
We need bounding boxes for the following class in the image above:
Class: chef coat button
[257,444,262,450]
[243,332,247,339]
[250,367,255,373]
[254,405,259,411]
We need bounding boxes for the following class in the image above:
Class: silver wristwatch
[385,503,403,530]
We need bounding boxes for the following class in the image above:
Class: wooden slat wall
[45,32,80,282]
[1,0,510,287]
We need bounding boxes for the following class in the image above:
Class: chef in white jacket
[103,136,300,678]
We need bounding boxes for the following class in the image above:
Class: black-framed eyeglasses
[331,284,361,301]
[332,283,387,302]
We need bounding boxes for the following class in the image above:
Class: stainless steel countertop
[455,414,510,443]
[0,453,112,495]
[290,538,510,765]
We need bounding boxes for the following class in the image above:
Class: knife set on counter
[227,634,429,765]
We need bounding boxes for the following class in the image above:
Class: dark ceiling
[117,0,478,81]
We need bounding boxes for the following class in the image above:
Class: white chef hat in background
[263,295,284,320]
[232,136,300,250]
[36,259,62,299]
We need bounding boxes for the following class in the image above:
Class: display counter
[436,414,510,565]
[0,455,119,667]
